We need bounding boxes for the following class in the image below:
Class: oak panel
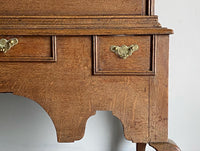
[93,35,155,75]
[0,36,56,61]
[0,0,177,148]
[0,0,146,16]
[149,35,169,142]
[0,36,149,142]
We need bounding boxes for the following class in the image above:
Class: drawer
[0,36,56,62]
[93,35,155,76]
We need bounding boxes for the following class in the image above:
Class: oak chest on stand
[0,0,181,150]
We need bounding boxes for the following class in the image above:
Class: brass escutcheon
[0,38,18,53]
[110,44,139,59]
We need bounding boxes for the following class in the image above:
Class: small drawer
[0,36,56,62]
[93,35,155,76]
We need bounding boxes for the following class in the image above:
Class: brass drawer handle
[0,38,18,53]
[110,44,139,59]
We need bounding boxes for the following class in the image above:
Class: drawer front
[0,0,149,16]
[0,36,56,62]
[93,35,155,76]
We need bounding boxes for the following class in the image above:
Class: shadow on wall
[0,93,155,151]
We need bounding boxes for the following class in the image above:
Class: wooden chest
[0,0,180,150]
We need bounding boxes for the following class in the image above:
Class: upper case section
[0,0,172,35]
[1,0,154,16]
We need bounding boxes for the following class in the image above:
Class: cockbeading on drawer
[0,36,56,62]
[93,35,156,76]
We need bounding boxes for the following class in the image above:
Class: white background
[0,0,199,150]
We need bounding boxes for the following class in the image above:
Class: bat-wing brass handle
[110,44,139,59]
[0,38,18,53]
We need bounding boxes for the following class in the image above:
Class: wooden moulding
[93,35,156,76]
[146,0,155,16]
[0,16,173,35]
[0,36,57,62]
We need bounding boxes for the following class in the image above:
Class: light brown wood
[147,0,155,16]
[93,35,155,75]
[149,139,181,151]
[0,16,161,29]
[149,35,169,142]
[137,143,146,151]
[0,36,149,142]
[0,36,56,62]
[0,28,173,36]
[0,0,149,16]
[136,139,181,151]
[0,16,173,35]
[0,0,181,150]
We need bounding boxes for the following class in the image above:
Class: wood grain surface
[93,35,155,75]
[0,0,179,149]
[136,143,147,151]
[0,35,170,143]
[0,16,173,35]
[0,16,161,29]
[149,35,169,142]
[0,36,150,142]
[0,0,150,16]
[0,36,56,61]
[136,139,181,151]
[149,139,181,151]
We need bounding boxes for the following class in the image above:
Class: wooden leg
[149,139,181,151]
[136,143,146,151]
